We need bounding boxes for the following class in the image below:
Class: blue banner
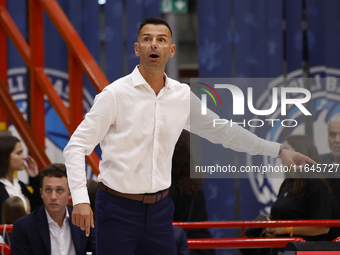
[234,0,283,78]
[126,0,161,73]
[105,0,125,82]
[197,0,232,78]
[285,0,303,73]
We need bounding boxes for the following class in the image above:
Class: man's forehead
[329,122,340,131]
[139,24,171,36]
[42,176,68,186]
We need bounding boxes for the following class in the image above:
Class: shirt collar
[131,65,173,89]
[45,207,69,225]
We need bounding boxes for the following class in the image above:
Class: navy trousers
[95,187,176,255]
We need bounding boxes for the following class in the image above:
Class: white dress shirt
[63,66,280,205]
[46,208,76,255]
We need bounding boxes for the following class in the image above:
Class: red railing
[0,225,12,233]
[187,237,306,249]
[173,220,340,249]
[0,225,11,255]
[0,0,108,173]
[0,243,10,255]
[1,221,340,250]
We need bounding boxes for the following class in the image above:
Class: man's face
[40,176,71,216]
[328,122,340,159]
[134,24,176,72]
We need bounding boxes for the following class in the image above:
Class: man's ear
[134,42,140,56]
[169,44,176,57]
[40,188,43,198]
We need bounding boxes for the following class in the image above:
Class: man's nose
[335,134,340,142]
[51,190,57,200]
[150,38,157,48]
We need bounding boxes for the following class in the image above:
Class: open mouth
[149,54,159,59]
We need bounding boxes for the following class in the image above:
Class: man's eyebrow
[142,33,168,37]
[43,185,66,188]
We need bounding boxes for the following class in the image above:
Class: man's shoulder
[166,76,189,89]
[104,74,132,91]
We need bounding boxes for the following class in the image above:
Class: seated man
[10,163,96,255]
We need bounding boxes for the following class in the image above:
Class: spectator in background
[169,131,215,255]
[10,163,96,255]
[265,135,331,255]
[1,196,31,245]
[0,135,42,223]
[2,195,30,224]
[321,113,340,165]
[320,113,340,241]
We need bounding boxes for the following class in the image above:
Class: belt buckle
[143,194,157,204]
[143,192,163,204]
[155,193,162,202]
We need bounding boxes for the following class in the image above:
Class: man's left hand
[279,148,316,166]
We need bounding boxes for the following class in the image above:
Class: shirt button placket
[152,98,160,191]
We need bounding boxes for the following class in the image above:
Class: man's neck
[47,208,67,228]
[138,66,165,95]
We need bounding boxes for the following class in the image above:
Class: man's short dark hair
[40,163,67,187]
[138,17,172,36]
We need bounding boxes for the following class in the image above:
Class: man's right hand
[72,203,94,237]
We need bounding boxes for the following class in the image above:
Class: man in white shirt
[10,163,96,255]
[63,17,314,255]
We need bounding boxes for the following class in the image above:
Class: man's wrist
[278,144,285,158]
